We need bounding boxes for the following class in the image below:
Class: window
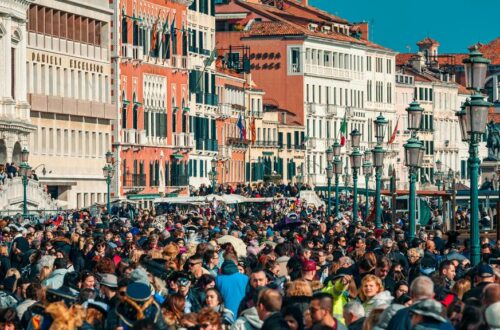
[386,59,392,73]
[290,48,301,73]
[366,56,372,71]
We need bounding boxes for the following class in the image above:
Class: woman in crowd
[204,288,234,328]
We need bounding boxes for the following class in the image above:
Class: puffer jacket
[362,290,393,315]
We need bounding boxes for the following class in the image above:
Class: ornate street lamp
[350,147,363,221]
[103,163,114,213]
[350,129,361,148]
[404,98,425,240]
[326,163,333,217]
[459,47,492,266]
[210,158,218,192]
[333,140,341,157]
[404,137,424,240]
[363,150,373,221]
[333,157,342,213]
[105,151,113,164]
[372,113,388,228]
[326,146,334,217]
[19,156,31,218]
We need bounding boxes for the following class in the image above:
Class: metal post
[437,181,442,209]
[375,166,382,228]
[452,177,457,231]
[335,174,340,215]
[365,174,370,221]
[469,135,481,266]
[107,176,111,214]
[409,168,417,240]
[353,169,358,221]
[22,175,28,218]
[327,176,332,218]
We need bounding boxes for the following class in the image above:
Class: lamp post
[404,100,424,240]
[350,129,362,221]
[326,147,334,217]
[333,157,342,215]
[372,113,388,228]
[363,150,373,221]
[103,151,114,213]
[456,47,492,266]
[333,140,342,213]
[210,158,218,192]
[19,148,31,218]
[435,160,444,209]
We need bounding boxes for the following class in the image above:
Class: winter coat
[322,278,349,325]
[216,260,249,317]
[230,307,263,330]
[41,268,68,289]
[361,290,393,315]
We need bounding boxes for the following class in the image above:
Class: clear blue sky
[310,0,499,54]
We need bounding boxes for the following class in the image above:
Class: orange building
[111,0,192,205]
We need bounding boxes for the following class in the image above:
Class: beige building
[26,0,114,208]
[247,107,305,184]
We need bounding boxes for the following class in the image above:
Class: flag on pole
[340,113,347,146]
[150,14,160,52]
[250,117,256,144]
[388,116,399,144]
[237,114,246,140]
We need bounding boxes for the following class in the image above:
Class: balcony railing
[123,173,146,188]
[216,103,233,118]
[307,138,317,149]
[122,129,146,145]
[174,132,194,148]
[227,137,250,147]
[218,145,232,159]
[253,140,279,147]
[326,104,337,117]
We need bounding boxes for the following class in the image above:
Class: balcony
[171,55,188,70]
[121,43,133,59]
[227,137,249,149]
[123,173,147,188]
[306,138,317,149]
[253,140,278,148]
[219,145,232,159]
[326,104,337,117]
[216,103,233,118]
[304,64,361,80]
[122,129,146,145]
[174,132,195,149]
[133,46,144,62]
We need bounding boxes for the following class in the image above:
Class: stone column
[493,75,499,103]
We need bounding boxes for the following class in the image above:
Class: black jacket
[348,317,366,330]
[261,312,290,330]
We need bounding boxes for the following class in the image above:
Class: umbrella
[217,235,247,257]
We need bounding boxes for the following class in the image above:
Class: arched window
[121,91,128,129]
[172,97,177,133]
[132,93,138,129]
[121,14,128,44]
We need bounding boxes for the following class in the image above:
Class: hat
[419,255,437,275]
[84,299,109,316]
[382,238,394,247]
[330,267,353,281]
[478,264,495,278]
[302,260,317,272]
[485,301,500,328]
[126,282,152,302]
[99,274,118,289]
[409,299,446,323]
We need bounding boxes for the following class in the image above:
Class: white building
[187,0,218,188]
[395,49,486,189]
[300,39,398,190]
[0,0,33,165]
[26,0,114,208]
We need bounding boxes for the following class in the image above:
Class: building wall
[112,0,190,201]
[26,0,113,208]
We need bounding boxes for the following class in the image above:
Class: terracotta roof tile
[396,53,416,66]
[248,21,303,36]
[479,37,500,65]
[417,37,440,46]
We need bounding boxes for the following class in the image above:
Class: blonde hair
[0,246,8,257]
[286,280,313,297]
[359,275,384,302]
[39,266,52,282]
[452,279,471,300]
[5,268,21,280]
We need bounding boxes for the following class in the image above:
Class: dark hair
[196,274,215,289]
[282,304,305,330]
[53,258,67,270]
[0,307,18,327]
[25,282,41,300]
[78,288,97,303]
[206,287,225,308]
[458,305,486,330]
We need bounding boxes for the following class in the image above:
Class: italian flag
[340,113,347,146]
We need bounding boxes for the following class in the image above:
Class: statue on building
[485,120,500,161]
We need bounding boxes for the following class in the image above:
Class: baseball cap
[478,264,495,278]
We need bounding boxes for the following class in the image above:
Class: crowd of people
[0,187,497,330]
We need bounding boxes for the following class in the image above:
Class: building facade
[27,0,114,208]
[111,0,191,206]
[187,0,219,188]
[0,0,33,166]
[216,0,398,190]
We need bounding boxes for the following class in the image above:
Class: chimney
[411,52,426,72]
[354,22,369,41]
